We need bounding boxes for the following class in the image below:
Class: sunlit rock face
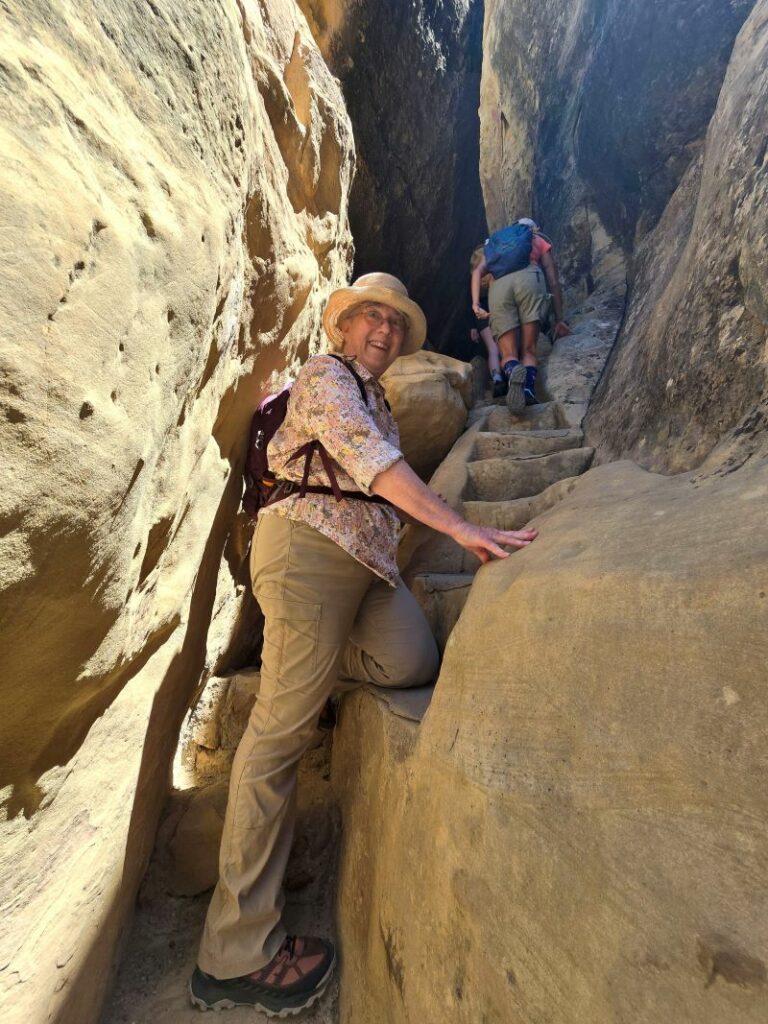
[303,0,487,352]
[480,0,753,297]
[382,351,473,481]
[0,1,353,1020]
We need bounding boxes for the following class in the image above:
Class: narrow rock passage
[102,282,623,1022]
[382,397,594,725]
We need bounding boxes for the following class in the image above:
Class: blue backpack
[484,223,533,278]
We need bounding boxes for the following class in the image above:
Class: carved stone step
[484,402,567,432]
[465,447,595,502]
[463,476,581,530]
[472,428,584,461]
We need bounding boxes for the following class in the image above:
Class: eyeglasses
[361,308,407,333]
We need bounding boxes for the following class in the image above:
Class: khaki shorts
[488,264,546,337]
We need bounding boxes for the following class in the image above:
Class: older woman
[191,273,537,1015]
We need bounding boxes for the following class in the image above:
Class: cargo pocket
[258,596,322,682]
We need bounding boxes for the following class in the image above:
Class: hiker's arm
[371,459,537,563]
[540,251,570,338]
[471,262,490,319]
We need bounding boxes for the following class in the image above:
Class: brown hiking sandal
[190,935,336,1017]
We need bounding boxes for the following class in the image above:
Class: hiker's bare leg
[480,326,501,375]
[497,328,520,366]
[521,320,540,367]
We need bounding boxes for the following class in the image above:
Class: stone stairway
[365,271,625,724]
[408,396,594,675]
[344,393,597,727]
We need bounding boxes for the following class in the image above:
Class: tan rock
[0,1,353,1020]
[465,446,594,502]
[586,0,768,472]
[382,352,472,480]
[335,456,768,1023]
[168,782,228,897]
[179,669,261,783]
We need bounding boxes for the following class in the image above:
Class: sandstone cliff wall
[0,2,353,1020]
[480,0,754,298]
[586,1,768,472]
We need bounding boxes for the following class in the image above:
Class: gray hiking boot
[504,363,526,414]
[491,371,506,398]
[190,935,335,1017]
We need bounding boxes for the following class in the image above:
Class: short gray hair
[336,301,369,327]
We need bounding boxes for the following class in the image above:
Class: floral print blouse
[260,354,403,585]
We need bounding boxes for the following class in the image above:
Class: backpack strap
[327,353,368,405]
[288,439,345,501]
[327,353,392,412]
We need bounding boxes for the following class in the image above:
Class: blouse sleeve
[289,356,403,494]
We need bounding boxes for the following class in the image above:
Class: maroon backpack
[242,354,388,517]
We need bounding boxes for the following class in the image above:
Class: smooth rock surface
[480,0,753,295]
[335,456,768,1024]
[0,2,353,1021]
[586,1,768,472]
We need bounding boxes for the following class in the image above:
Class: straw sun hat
[322,273,427,357]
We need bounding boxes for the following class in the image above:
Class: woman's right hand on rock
[450,521,538,563]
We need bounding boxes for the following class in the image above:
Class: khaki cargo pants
[198,513,439,979]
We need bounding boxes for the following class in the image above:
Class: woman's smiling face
[340,302,407,377]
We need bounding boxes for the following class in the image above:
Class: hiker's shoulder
[294,354,358,398]
[301,354,360,385]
